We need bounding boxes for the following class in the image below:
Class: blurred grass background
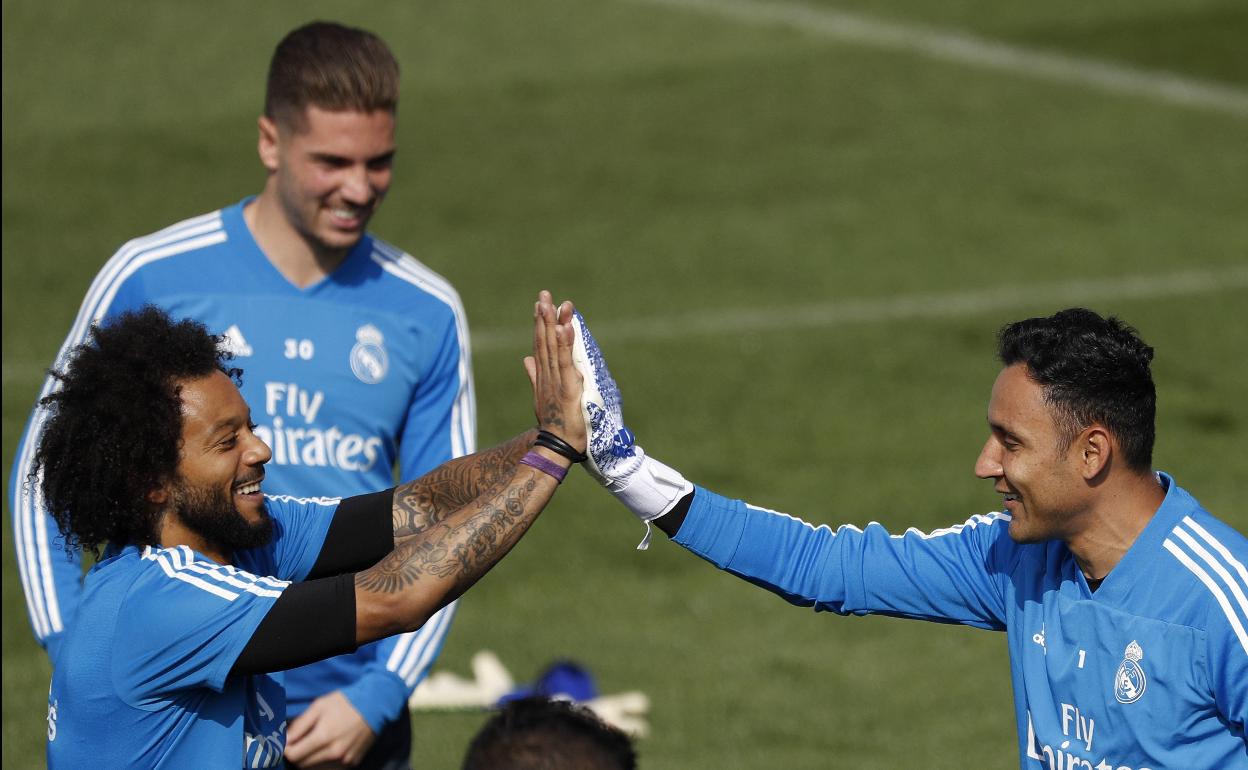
[4,0,1246,767]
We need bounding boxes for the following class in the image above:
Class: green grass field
[4,1,1246,767]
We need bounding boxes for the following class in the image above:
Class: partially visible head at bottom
[463,696,637,770]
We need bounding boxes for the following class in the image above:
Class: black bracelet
[534,430,588,463]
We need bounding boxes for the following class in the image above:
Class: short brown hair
[265,21,399,131]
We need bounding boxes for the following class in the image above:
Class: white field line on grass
[467,266,1248,353]
[3,268,1245,385]
[625,0,1248,118]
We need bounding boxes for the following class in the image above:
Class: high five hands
[528,291,693,547]
[524,291,588,457]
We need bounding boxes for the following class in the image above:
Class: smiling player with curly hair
[40,295,583,769]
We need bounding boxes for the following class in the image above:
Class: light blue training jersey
[46,495,338,769]
[674,473,1247,769]
[11,199,476,732]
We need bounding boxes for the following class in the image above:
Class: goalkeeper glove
[570,310,692,549]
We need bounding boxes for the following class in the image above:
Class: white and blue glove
[571,310,692,549]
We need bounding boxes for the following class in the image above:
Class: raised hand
[568,308,692,547]
[571,310,636,488]
[524,291,586,454]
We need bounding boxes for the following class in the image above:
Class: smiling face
[164,370,274,554]
[974,364,1092,544]
[258,105,396,259]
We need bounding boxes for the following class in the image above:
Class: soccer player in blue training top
[11,21,474,768]
[569,306,1247,769]
[40,294,586,768]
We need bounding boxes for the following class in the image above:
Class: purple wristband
[520,451,568,483]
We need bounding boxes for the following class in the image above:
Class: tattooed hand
[524,290,587,453]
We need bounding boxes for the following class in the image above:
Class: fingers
[541,294,561,384]
[533,292,573,384]
[532,291,559,381]
[531,293,548,373]
[283,709,318,762]
[555,301,578,375]
[532,291,559,431]
[283,692,374,767]
[286,707,316,744]
[531,291,584,445]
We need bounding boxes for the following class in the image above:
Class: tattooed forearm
[355,471,543,604]
[391,430,536,537]
[354,528,453,593]
[444,475,538,581]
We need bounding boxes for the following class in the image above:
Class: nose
[974,436,1003,480]
[244,431,273,467]
[341,165,374,205]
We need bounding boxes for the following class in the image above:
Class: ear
[147,485,169,507]
[257,116,281,172]
[1075,426,1112,480]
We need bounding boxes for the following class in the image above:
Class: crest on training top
[1113,640,1147,704]
[350,324,389,384]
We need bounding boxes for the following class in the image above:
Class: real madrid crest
[350,324,389,384]
[1113,640,1146,704]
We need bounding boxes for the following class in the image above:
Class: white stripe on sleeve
[1164,538,1248,657]
[370,243,477,457]
[1182,516,1248,590]
[142,545,289,602]
[392,601,457,686]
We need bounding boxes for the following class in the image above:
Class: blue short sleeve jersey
[46,496,338,769]
[12,199,476,729]
[675,473,1248,769]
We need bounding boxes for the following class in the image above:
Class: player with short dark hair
[571,306,1247,768]
[462,697,637,770]
[997,307,1156,471]
[12,21,473,768]
[264,21,399,130]
[43,294,582,768]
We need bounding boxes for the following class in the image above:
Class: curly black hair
[998,307,1155,472]
[32,306,241,557]
[463,696,637,770]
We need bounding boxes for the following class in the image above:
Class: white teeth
[236,482,261,495]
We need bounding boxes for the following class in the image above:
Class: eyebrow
[988,420,1024,443]
[207,412,250,437]
[310,150,396,165]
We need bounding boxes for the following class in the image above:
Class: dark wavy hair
[463,696,637,770]
[32,306,241,556]
[998,307,1155,472]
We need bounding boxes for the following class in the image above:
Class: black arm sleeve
[655,491,694,538]
[305,487,395,580]
[231,573,358,676]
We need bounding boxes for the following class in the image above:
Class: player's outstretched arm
[354,291,584,644]
[566,310,1018,635]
